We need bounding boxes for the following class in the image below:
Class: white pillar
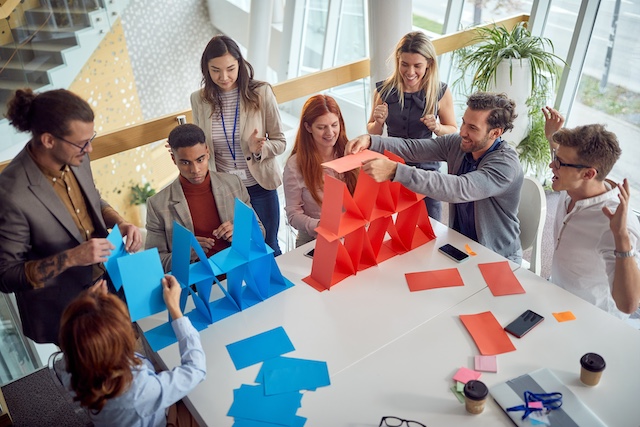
[367,0,413,87]
[248,0,274,81]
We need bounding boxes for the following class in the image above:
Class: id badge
[229,169,247,180]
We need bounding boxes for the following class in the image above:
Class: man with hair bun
[0,88,141,344]
[347,92,524,263]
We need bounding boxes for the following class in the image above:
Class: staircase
[0,0,128,157]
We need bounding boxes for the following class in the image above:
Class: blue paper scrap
[227,384,302,426]
[256,357,331,395]
[226,327,295,370]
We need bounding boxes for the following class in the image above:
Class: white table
[297,267,640,426]
[138,220,639,426]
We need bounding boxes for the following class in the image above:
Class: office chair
[518,176,547,275]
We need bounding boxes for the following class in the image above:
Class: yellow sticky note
[465,244,477,256]
[553,311,577,322]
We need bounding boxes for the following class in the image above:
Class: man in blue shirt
[347,92,523,262]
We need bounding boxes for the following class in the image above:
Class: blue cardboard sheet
[232,415,307,427]
[255,357,331,395]
[226,327,295,370]
[119,248,165,322]
[105,224,127,290]
[227,384,302,426]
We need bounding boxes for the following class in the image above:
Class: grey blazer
[0,146,110,344]
[145,171,264,272]
[190,84,286,190]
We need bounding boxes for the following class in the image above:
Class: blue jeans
[247,184,282,256]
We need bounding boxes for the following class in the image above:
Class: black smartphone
[438,244,469,263]
[504,310,544,338]
[304,248,315,259]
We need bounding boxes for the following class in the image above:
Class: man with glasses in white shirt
[0,88,142,344]
[543,106,640,319]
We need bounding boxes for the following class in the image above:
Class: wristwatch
[614,249,635,258]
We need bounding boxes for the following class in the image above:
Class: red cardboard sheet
[322,150,386,173]
[405,268,464,292]
[477,261,525,296]
[459,311,516,355]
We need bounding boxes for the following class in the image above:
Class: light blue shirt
[60,316,206,427]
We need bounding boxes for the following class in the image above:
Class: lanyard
[221,91,240,168]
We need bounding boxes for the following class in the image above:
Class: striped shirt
[210,88,257,187]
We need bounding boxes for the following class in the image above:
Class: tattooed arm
[23,238,115,289]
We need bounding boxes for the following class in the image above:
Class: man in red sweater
[144,124,264,272]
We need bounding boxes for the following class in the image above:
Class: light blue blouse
[60,316,206,427]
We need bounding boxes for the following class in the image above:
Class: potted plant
[130,182,156,227]
[453,22,564,177]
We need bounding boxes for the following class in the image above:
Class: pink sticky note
[474,355,498,373]
[452,366,481,384]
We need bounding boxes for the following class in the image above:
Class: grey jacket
[371,133,523,262]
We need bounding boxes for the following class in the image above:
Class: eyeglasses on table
[379,416,426,427]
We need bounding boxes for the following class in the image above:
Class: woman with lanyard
[367,31,457,222]
[191,35,285,256]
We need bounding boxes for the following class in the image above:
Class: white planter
[487,58,532,147]
[136,203,147,228]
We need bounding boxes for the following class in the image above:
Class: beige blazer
[190,84,286,190]
[145,171,264,272]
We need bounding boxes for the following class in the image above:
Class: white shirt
[551,182,640,319]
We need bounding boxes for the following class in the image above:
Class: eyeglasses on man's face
[551,149,598,174]
[52,131,97,152]
[379,416,426,427]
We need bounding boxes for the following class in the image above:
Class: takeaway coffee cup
[580,353,606,386]
[464,380,489,414]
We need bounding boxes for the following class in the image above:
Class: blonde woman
[368,31,457,221]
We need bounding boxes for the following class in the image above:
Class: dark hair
[6,88,94,143]
[199,35,264,115]
[553,124,620,180]
[466,92,517,133]
[291,95,357,204]
[168,124,206,150]
[59,291,141,413]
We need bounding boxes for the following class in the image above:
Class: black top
[376,80,447,139]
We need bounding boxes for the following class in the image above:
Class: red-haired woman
[284,95,358,247]
[55,276,205,426]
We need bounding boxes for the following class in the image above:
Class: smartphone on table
[438,244,469,263]
[304,248,315,259]
[504,310,544,338]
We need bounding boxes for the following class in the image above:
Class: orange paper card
[478,261,525,296]
[303,235,355,291]
[460,311,516,355]
[552,311,577,322]
[405,268,464,292]
[322,150,386,173]
[315,175,366,241]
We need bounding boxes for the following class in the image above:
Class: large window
[562,0,640,212]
